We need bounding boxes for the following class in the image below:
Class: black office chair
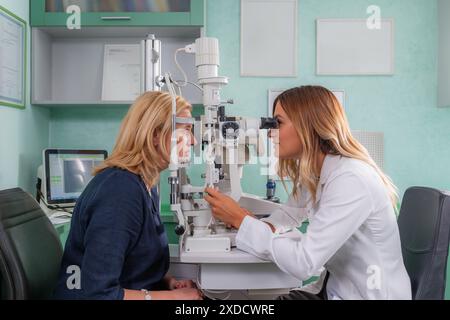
[0,188,63,300]
[397,187,450,300]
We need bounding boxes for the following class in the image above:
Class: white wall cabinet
[31,27,202,107]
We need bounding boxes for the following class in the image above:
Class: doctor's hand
[204,187,253,229]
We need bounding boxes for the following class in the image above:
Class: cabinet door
[31,0,204,27]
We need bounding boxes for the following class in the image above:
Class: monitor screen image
[45,150,107,204]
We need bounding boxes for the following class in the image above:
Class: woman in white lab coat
[204,85,412,300]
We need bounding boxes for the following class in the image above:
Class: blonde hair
[275,86,398,209]
[93,91,192,188]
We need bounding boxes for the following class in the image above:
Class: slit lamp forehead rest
[174,117,195,125]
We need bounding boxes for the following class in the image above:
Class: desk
[51,217,317,300]
[53,222,70,247]
[170,244,307,299]
[49,215,450,300]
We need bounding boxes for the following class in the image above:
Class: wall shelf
[31,26,203,107]
[30,0,205,27]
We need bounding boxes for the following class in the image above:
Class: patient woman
[204,86,411,300]
[54,91,202,300]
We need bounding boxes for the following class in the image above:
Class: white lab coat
[236,154,412,300]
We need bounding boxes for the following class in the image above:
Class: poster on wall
[0,5,26,109]
[241,0,298,77]
[316,19,395,75]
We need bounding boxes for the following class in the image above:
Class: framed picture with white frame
[241,0,298,77]
[316,18,395,75]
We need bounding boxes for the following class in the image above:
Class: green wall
[2,0,448,299]
[48,0,450,204]
[0,0,50,194]
[205,0,450,200]
[0,2,446,203]
[46,0,450,299]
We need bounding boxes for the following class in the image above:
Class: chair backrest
[0,188,63,300]
[397,187,450,300]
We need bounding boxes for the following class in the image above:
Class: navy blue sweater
[53,167,169,300]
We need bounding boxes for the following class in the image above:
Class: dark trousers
[277,272,329,300]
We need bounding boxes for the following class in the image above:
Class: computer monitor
[43,149,108,205]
